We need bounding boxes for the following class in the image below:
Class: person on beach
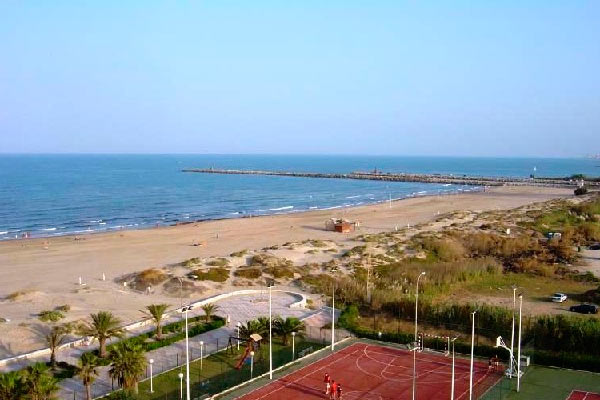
[330,380,338,400]
[324,373,331,395]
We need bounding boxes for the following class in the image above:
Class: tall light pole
[510,286,517,377]
[149,358,154,393]
[415,272,426,341]
[269,284,273,380]
[178,372,184,399]
[182,305,192,400]
[331,283,336,351]
[469,311,477,400]
[237,322,241,351]
[517,294,523,392]
[412,342,417,400]
[200,341,204,372]
[450,338,457,400]
[292,332,296,361]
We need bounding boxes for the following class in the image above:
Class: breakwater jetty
[182,168,599,188]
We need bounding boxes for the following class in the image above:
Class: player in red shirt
[330,380,338,400]
[324,373,331,395]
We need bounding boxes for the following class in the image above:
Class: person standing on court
[330,380,338,400]
[336,383,342,399]
[324,373,331,395]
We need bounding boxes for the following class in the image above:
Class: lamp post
[510,286,517,377]
[411,342,418,400]
[469,311,477,400]
[181,305,193,400]
[517,294,523,392]
[237,322,242,351]
[250,351,255,379]
[200,341,204,372]
[178,372,184,399]
[450,338,457,400]
[269,284,273,380]
[331,284,336,351]
[149,359,154,393]
[292,332,296,361]
[415,272,426,341]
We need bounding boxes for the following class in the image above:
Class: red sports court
[567,391,600,400]
[237,342,502,400]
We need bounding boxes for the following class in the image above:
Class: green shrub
[190,268,229,282]
[38,310,65,322]
[230,249,248,257]
[206,258,229,267]
[234,268,262,279]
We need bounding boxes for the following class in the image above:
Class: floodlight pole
[469,311,476,400]
[269,284,273,380]
[331,284,335,351]
[415,272,426,341]
[450,340,456,400]
[149,359,154,393]
[412,343,417,400]
[510,286,516,377]
[183,306,191,400]
[517,294,523,392]
[237,322,241,351]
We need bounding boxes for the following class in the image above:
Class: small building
[325,218,358,233]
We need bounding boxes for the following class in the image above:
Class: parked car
[589,243,600,250]
[551,293,568,303]
[569,304,598,314]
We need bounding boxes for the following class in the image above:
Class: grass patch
[182,257,201,267]
[189,268,229,283]
[234,268,262,279]
[38,310,65,322]
[206,258,229,267]
[230,249,248,257]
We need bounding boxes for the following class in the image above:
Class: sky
[0,1,598,157]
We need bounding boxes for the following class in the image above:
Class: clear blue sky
[0,1,598,156]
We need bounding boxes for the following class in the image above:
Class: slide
[235,345,252,370]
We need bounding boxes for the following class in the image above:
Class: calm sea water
[0,154,598,240]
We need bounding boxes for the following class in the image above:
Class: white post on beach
[178,372,184,399]
[469,311,476,400]
[237,322,241,351]
[149,358,154,393]
[182,305,192,400]
[102,273,106,281]
[200,341,204,372]
[269,284,273,380]
[331,284,335,351]
[78,276,82,285]
[415,272,426,341]
[451,338,457,400]
[510,286,517,377]
[292,332,296,361]
[517,294,523,392]
[250,351,255,379]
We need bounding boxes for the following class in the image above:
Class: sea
[0,154,598,241]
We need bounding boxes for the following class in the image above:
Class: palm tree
[273,317,305,345]
[108,342,147,394]
[45,323,72,368]
[142,304,169,340]
[79,311,124,358]
[0,371,23,400]
[77,353,100,400]
[21,362,59,400]
[201,303,219,322]
[238,319,265,340]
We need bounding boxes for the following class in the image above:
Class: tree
[108,342,146,394]
[45,323,72,368]
[239,319,266,340]
[142,304,169,340]
[77,353,100,400]
[0,371,23,400]
[257,317,271,342]
[273,317,305,345]
[79,311,124,358]
[201,303,219,322]
[21,363,59,400]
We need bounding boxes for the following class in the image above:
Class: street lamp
[178,372,184,399]
[415,272,426,341]
[292,332,296,361]
[237,322,242,351]
[510,286,517,378]
[200,341,204,372]
[181,305,193,400]
[149,359,154,393]
[250,351,255,379]
[450,337,457,400]
[517,294,523,393]
[269,283,273,380]
[469,311,477,400]
[411,341,418,400]
[331,283,336,351]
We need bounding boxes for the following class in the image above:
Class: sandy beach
[0,186,572,357]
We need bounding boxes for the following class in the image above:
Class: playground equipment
[228,333,263,370]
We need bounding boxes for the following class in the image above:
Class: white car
[551,293,568,303]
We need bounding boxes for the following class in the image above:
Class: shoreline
[0,185,485,243]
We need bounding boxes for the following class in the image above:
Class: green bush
[38,310,65,322]
[206,258,229,267]
[234,268,262,279]
[189,267,229,282]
